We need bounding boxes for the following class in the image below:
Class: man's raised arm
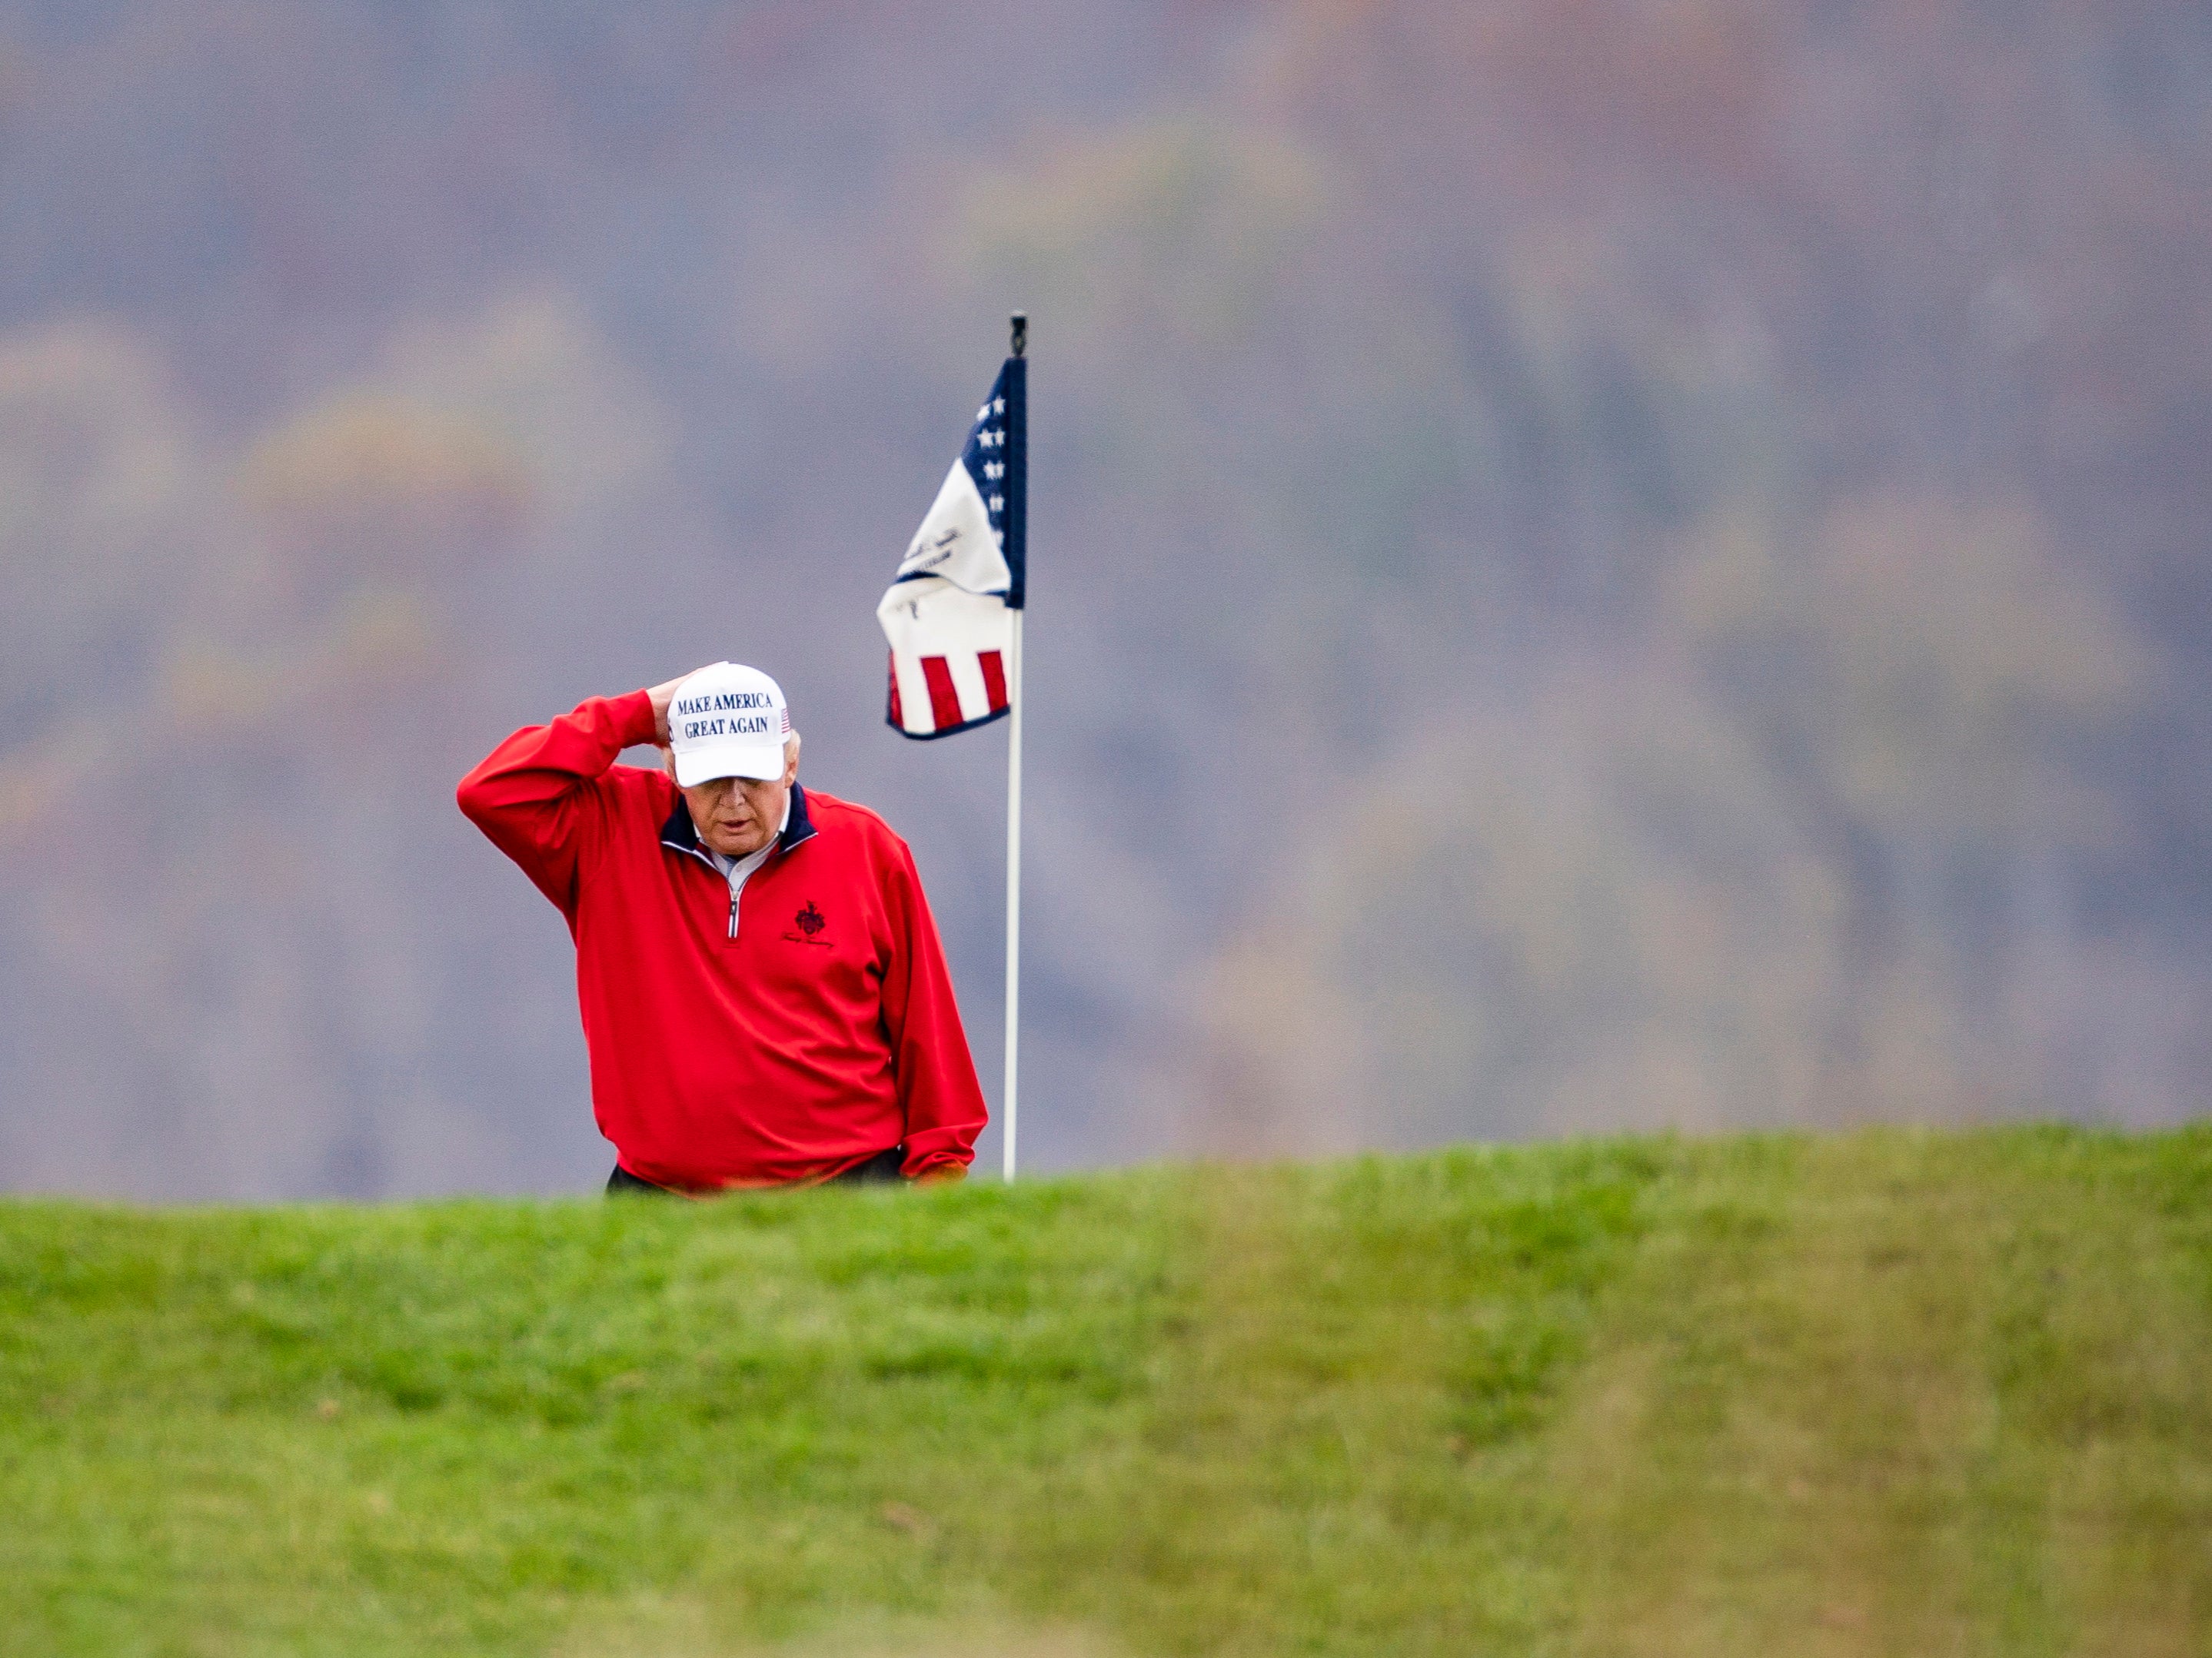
[456,678,683,914]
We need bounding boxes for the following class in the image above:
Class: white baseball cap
[667,662,792,786]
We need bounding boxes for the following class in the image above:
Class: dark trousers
[606,1145,906,1196]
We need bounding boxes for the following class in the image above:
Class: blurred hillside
[0,1,2206,1196]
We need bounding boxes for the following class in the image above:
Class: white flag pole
[1003,604,1024,1182]
[1003,311,1027,1182]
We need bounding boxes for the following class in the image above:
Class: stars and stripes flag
[878,322,1033,1181]
[876,354,1026,737]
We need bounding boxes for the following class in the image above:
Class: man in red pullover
[457,661,987,1193]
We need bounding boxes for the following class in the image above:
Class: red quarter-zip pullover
[457,689,986,1188]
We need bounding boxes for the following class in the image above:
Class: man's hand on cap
[645,673,699,747]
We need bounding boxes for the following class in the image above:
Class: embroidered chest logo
[782,900,833,949]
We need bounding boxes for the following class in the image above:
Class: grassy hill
[3,1128,2210,1656]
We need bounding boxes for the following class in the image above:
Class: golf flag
[877,356,1026,738]
[880,321,1033,1183]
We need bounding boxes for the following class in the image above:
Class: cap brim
[674,743,785,786]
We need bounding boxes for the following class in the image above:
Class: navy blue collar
[659,780,817,864]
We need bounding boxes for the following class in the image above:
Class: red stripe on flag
[920,656,962,733]
[886,652,904,729]
[977,650,1008,713]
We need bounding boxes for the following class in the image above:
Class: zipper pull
[728,892,740,940]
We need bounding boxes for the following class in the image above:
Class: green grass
[3,1127,2210,1656]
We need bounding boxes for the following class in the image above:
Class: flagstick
[1002,606,1024,1181]
[1001,309,1028,1184]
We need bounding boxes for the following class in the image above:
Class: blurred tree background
[0,0,2204,1197]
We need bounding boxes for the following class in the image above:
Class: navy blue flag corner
[877,357,1026,738]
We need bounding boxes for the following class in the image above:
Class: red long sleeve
[879,839,991,1178]
[455,690,659,921]
[457,690,986,1188]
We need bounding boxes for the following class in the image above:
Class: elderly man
[457,662,987,1192]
